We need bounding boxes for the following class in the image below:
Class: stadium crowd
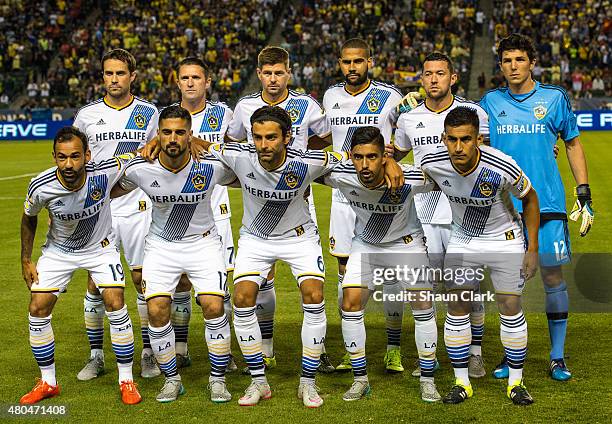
[490,0,610,98]
[12,0,282,110]
[280,0,479,100]
[0,0,94,108]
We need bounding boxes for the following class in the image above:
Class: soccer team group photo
[1,0,610,422]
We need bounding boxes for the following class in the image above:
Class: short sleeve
[394,116,412,152]
[24,178,47,216]
[73,110,86,133]
[479,94,490,115]
[402,164,433,193]
[556,94,580,142]
[306,100,330,138]
[225,103,247,141]
[144,108,160,147]
[507,170,532,199]
[207,142,241,168]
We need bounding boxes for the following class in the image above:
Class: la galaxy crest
[192,173,207,191]
[284,171,299,189]
[133,113,146,129]
[367,97,380,113]
[90,187,103,201]
[287,107,301,123]
[533,104,547,120]
[207,115,219,131]
[478,181,493,197]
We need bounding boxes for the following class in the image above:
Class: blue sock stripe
[206,315,229,330]
[141,326,151,348]
[445,315,470,326]
[234,308,256,318]
[137,293,146,302]
[158,357,178,377]
[174,325,189,343]
[86,328,104,349]
[303,304,326,314]
[341,311,364,321]
[258,320,274,338]
[148,325,174,339]
[386,328,401,345]
[108,314,131,327]
[413,311,435,321]
[85,293,103,303]
[260,280,275,291]
[351,356,367,376]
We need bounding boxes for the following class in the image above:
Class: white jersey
[119,155,236,243]
[395,96,490,224]
[226,89,330,149]
[208,142,348,239]
[323,164,432,244]
[323,80,402,203]
[73,96,159,216]
[420,145,532,244]
[171,100,234,221]
[24,154,133,254]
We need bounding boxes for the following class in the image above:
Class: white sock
[341,310,367,380]
[413,307,437,380]
[84,291,105,358]
[205,314,231,380]
[106,305,135,383]
[256,279,275,357]
[234,306,266,382]
[149,322,179,379]
[444,313,471,386]
[301,302,326,383]
[500,311,528,385]
[383,282,404,350]
[29,314,57,386]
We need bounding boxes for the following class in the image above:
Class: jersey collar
[158,155,191,174]
[424,95,454,114]
[56,169,87,192]
[261,90,289,106]
[344,79,371,96]
[103,94,135,111]
[451,148,481,177]
[181,100,208,116]
[507,80,539,103]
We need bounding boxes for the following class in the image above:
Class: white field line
[0,173,37,181]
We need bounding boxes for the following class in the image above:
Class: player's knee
[496,294,521,316]
[541,266,563,286]
[87,275,99,294]
[233,288,257,308]
[176,274,192,292]
[446,296,471,315]
[102,288,125,312]
[200,296,224,319]
[28,296,55,317]
[342,288,362,312]
[147,297,171,327]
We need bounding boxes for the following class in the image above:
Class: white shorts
[215,218,235,272]
[422,223,451,269]
[329,199,356,258]
[142,235,227,300]
[233,231,325,286]
[445,239,526,295]
[343,234,431,291]
[112,209,151,270]
[33,243,125,297]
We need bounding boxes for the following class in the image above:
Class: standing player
[392,52,490,379]
[112,106,237,403]
[481,34,592,381]
[20,127,141,405]
[165,57,236,369]
[420,107,539,405]
[225,46,333,372]
[205,106,402,407]
[322,38,405,372]
[73,49,160,379]
[317,126,441,402]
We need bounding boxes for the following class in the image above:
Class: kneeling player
[317,126,441,402]
[20,127,141,405]
[112,106,237,403]
[420,107,539,405]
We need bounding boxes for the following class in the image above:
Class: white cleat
[420,379,442,402]
[238,381,272,406]
[156,378,185,403]
[342,380,371,401]
[77,355,105,381]
[468,354,486,378]
[298,383,323,408]
[209,379,232,403]
[141,352,162,378]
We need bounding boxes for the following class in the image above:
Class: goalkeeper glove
[396,91,422,114]
[569,184,594,236]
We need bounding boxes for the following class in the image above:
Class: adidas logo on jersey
[150,180,160,187]
[416,122,425,129]
[442,180,451,187]
[349,190,359,196]
[55,200,65,206]
[332,103,340,109]
[246,172,256,180]
[498,110,507,117]
[96,119,106,125]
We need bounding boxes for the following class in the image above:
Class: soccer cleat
[141,352,162,378]
[241,354,276,375]
[468,354,486,378]
[209,379,232,403]
[317,353,335,374]
[442,380,473,404]
[342,380,371,401]
[384,348,404,373]
[336,352,352,372]
[20,379,60,405]
[507,381,534,405]
[297,383,323,408]
[550,359,572,381]
[238,381,272,406]
[420,379,442,402]
[226,355,238,373]
[176,352,192,369]
[77,354,105,381]
[492,356,509,379]
[120,380,142,405]
[156,378,185,403]
[411,358,441,377]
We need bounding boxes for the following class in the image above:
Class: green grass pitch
[0,133,610,422]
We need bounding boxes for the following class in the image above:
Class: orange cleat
[20,379,60,405]
[120,380,142,405]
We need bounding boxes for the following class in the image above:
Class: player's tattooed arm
[21,213,39,288]
[307,134,332,150]
[521,187,540,280]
